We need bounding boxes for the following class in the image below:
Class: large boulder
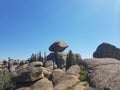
[83,58,120,90]
[93,42,120,60]
[67,65,81,78]
[51,69,65,85]
[54,74,80,90]
[49,40,68,52]
[45,60,57,70]
[29,61,43,67]
[16,78,53,90]
[30,78,53,90]
[14,63,44,83]
[40,67,52,79]
[51,68,83,90]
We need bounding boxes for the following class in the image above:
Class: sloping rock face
[15,64,86,90]
[67,65,81,78]
[16,78,53,90]
[93,43,120,60]
[51,66,86,90]
[30,78,53,90]
[49,40,69,52]
[51,69,80,90]
[83,58,120,90]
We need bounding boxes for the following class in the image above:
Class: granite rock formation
[93,42,120,60]
[49,40,69,52]
[83,58,120,90]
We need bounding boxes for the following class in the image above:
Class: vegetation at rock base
[0,70,16,90]
[79,65,88,81]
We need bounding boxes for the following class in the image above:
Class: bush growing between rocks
[0,70,16,90]
[79,65,88,81]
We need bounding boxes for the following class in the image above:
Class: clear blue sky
[0,0,120,60]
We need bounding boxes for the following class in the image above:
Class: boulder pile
[2,41,120,90]
[0,40,86,90]
[47,40,81,69]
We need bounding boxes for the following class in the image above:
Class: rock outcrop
[17,78,53,90]
[93,42,120,60]
[66,65,81,78]
[45,60,57,70]
[47,52,81,69]
[47,40,69,69]
[30,78,53,90]
[49,40,69,52]
[0,40,86,90]
[51,66,86,90]
[47,40,82,69]
[14,62,44,83]
[83,58,120,90]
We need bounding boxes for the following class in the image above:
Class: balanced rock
[93,42,120,60]
[49,40,68,52]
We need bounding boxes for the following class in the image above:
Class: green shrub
[79,65,88,81]
[0,70,16,90]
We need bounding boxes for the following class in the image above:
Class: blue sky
[0,0,120,60]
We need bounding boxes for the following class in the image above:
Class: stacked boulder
[47,40,69,69]
[47,40,82,69]
[12,61,53,90]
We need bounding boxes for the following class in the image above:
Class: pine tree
[38,52,44,62]
[66,50,76,70]
[30,53,36,62]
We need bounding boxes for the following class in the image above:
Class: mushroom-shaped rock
[49,40,68,52]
